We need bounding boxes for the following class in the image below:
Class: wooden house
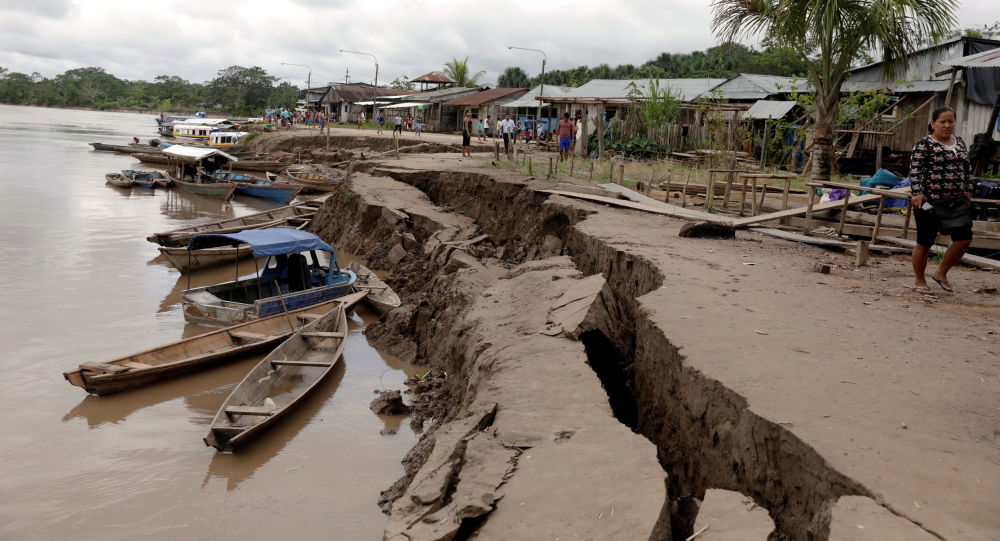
[444,88,529,132]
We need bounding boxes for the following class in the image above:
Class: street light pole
[281,62,312,131]
[340,50,379,121]
[507,46,547,132]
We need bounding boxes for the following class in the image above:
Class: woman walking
[909,106,974,294]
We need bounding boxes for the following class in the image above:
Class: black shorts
[462,131,471,146]
[914,207,973,246]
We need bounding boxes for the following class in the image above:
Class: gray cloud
[0,0,994,87]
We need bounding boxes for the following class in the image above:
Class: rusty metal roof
[413,72,455,84]
[939,47,1000,68]
[444,87,527,106]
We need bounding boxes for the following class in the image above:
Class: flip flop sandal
[911,286,935,295]
[929,275,954,293]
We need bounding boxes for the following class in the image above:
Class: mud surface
[304,134,999,540]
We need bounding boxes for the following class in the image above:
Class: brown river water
[0,104,420,540]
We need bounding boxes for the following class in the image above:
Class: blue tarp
[187,228,335,256]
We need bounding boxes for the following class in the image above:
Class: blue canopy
[187,228,336,257]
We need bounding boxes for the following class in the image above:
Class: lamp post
[340,50,379,120]
[281,62,311,131]
[507,46,546,132]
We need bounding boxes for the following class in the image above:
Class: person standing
[407,115,413,131]
[415,112,423,136]
[393,113,403,136]
[556,112,575,161]
[484,115,491,139]
[909,106,974,294]
[500,114,515,153]
[376,110,385,134]
[462,110,473,157]
[477,117,484,141]
[572,117,582,155]
[357,111,365,130]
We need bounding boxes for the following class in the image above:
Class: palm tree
[498,66,530,88]
[712,0,957,182]
[443,57,486,87]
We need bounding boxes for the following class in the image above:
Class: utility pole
[508,47,547,130]
[341,50,379,120]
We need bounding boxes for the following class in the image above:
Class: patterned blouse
[909,135,972,201]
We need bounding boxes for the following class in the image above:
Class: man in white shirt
[500,114,515,154]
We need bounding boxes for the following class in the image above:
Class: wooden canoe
[146,194,329,247]
[63,291,365,396]
[166,172,237,199]
[158,243,256,273]
[272,169,341,193]
[105,173,133,188]
[347,262,401,315]
[203,300,349,452]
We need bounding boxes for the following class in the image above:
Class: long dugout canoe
[63,291,366,396]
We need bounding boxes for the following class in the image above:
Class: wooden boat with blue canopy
[181,229,356,326]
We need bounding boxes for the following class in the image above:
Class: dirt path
[303,133,998,540]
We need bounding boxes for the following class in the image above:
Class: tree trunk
[810,90,840,183]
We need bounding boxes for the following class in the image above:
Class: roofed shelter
[403,86,485,132]
[412,72,455,91]
[500,85,574,132]
[321,83,417,123]
[444,88,529,132]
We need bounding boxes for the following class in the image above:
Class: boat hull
[182,273,357,327]
[171,176,237,198]
[233,183,301,204]
[204,303,349,452]
[105,173,133,188]
[63,292,366,396]
[347,262,401,315]
[158,244,256,273]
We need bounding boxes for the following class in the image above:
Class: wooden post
[589,161,594,180]
[750,177,758,216]
[902,199,913,239]
[394,134,400,159]
[528,157,533,176]
[757,183,768,214]
[837,191,851,236]
[548,157,553,179]
[646,170,653,196]
[618,163,625,185]
[597,103,605,161]
[780,177,792,225]
[739,175,748,216]
[707,171,716,207]
[570,155,575,177]
[875,144,884,171]
[855,240,870,267]
[944,68,958,107]
[871,195,887,242]
[805,184,816,233]
[723,171,734,209]
[495,142,500,161]
[681,171,691,207]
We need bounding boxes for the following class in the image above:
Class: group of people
[367,110,423,137]
[261,108,329,129]
[461,112,582,159]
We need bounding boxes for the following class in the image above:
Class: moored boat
[158,243,256,273]
[63,293,364,396]
[105,173,133,188]
[122,169,169,189]
[203,300,349,452]
[274,168,341,193]
[167,172,237,199]
[211,171,302,204]
[347,262,401,314]
[181,229,357,326]
[146,195,327,247]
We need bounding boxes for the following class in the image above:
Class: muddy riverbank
[300,133,999,540]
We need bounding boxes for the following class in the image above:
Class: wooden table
[737,172,799,218]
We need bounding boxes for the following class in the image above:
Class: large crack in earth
[307,164,914,540]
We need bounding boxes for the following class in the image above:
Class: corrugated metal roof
[412,72,455,83]
[841,80,951,93]
[556,78,726,102]
[406,86,484,103]
[322,84,416,103]
[745,100,797,119]
[501,85,575,108]
[162,145,237,162]
[939,46,1000,68]
[701,74,809,99]
[445,87,527,106]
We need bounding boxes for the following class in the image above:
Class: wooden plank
[752,228,911,254]
[228,331,268,341]
[301,331,346,339]
[732,192,888,228]
[120,361,153,369]
[545,188,734,225]
[875,237,1000,270]
[270,360,334,367]
[225,406,277,417]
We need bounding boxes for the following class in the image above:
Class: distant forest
[497,44,809,87]
[0,44,809,113]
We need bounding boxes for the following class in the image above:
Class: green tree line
[0,65,298,115]
[498,43,811,87]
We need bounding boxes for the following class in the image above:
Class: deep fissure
[316,165,889,540]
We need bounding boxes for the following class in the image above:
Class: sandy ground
[293,129,998,539]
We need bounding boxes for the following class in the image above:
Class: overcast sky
[0,0,995,87]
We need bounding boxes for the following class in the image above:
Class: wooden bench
[225,405,277,417]
[228,330,269,341]
[300,331,345,339]
[270,360,334,368]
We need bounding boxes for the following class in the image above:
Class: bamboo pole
[681,171,691,207]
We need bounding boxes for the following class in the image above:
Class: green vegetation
[498,44,811,88]
[442,57,486,87]
[0,65,298,114]
[712,0,958,183]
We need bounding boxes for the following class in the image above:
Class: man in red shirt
[556,112,575,160]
